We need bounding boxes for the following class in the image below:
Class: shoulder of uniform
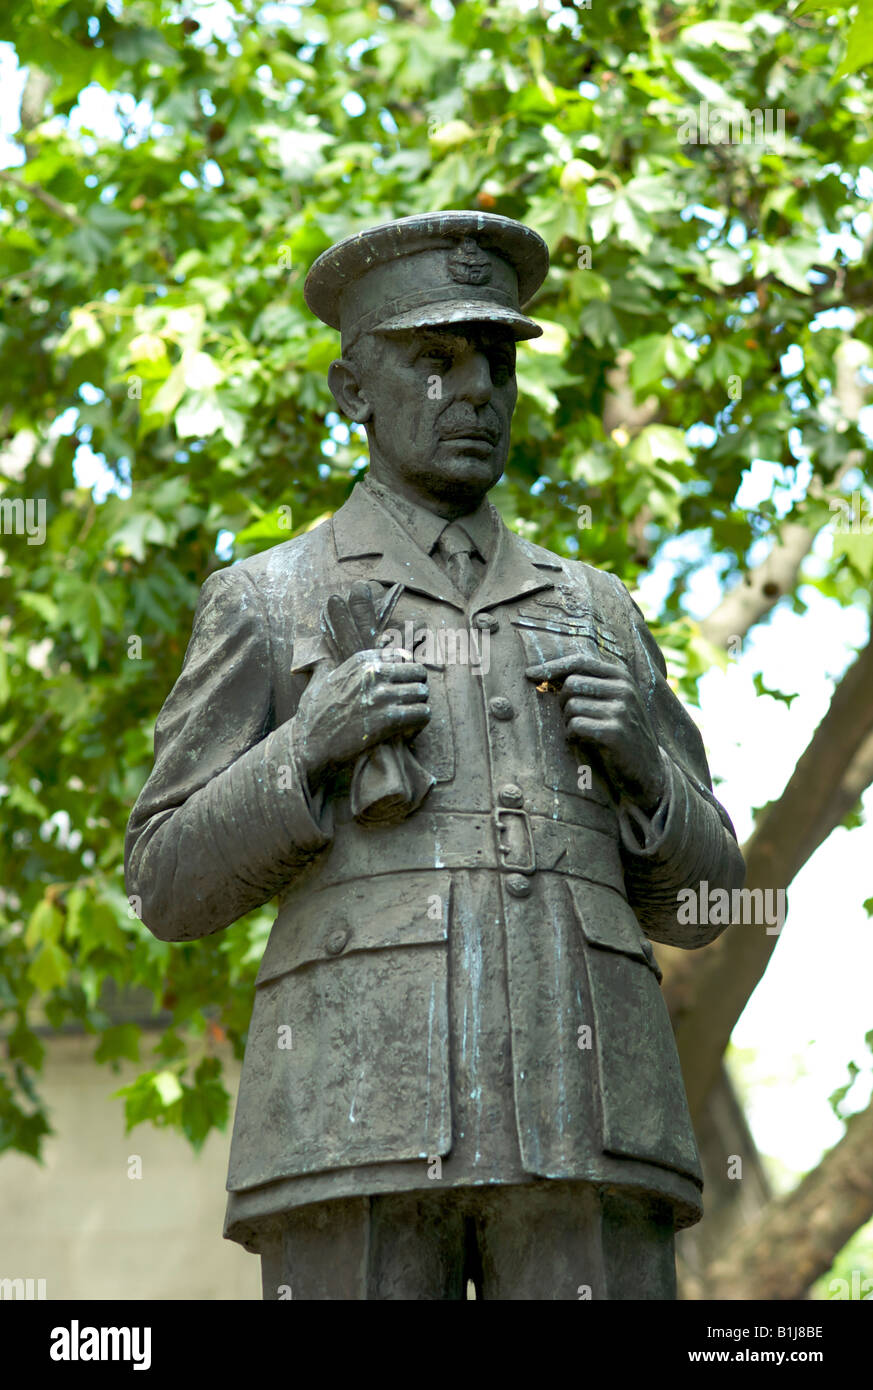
[510,533,641,619]
[512,531,568,573]
[560,554,635,612]
[218,520,333,594]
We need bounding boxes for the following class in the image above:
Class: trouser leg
[475,1181,677,1301]
[599,1186,677,1300]
[260,1189,468,1300]
[261,1195,370,1300]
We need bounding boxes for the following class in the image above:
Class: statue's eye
[489,350,514,384]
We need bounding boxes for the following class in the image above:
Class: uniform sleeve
[124,567,333,941]
[607,574,745,948]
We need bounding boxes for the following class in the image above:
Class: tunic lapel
[467,512,563,616]
[330,482,564,616]
[331,483,466,610]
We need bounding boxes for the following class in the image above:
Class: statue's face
[352,323,517,513]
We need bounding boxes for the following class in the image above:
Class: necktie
[436,522,483,600]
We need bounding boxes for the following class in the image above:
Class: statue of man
[125,211,744,1300]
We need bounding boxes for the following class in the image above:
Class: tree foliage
[1,0,871,1231]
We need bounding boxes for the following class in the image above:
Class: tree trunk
[703,1096,873,1300]
[661,626,873,1118]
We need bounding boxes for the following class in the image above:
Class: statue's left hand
[528,652,665,813]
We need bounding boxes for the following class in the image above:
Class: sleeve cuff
[618,748,687,860]
[211,722,334,881]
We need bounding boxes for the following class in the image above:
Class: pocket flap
[290,633,333,673]
[256,871,452,985]
[513,619,625,667]
[565,877,651,966]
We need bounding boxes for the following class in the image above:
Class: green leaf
[115,1072,178,1131]
[578,301,620,349]
[19,592,61,626]
[752,673,801,706]
[109,512,168,563]
[27,941,71,992]
[752,240,821,295]
[181,1058,230,1150]
[64,887,87,942]
[833,530,873,579]
[126,334,169,365]
[828,1060,860,1119]
[836,7,873,77]
[680,21,753,52]
[629,334,695,391]
[588,177,676,251]
[24,897,64,950]
[56,308,105,357]
[234,510,295,547]
[628,425,691,466]
[672,58,738,107]
[95,1024,142,1067]
[175,393,245,446]
[705,248,747,288]
[175,392,227,440]
[154,1070,184,1106]
[7,1019,46,1070]
[526,319,570,356]
[76,898,129,962]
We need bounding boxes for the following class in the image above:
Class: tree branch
[700,514,828,650]
[0,170,85,227]
[701,455,864,652]
[3,711,51,762]
[703,1094,873,1300]
[663,625,873,1117]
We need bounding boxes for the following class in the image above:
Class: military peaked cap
[303,210,549,349]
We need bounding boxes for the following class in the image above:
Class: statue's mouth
[440,428,497,444]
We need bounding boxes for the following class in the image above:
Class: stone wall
[0,1033,259,1300]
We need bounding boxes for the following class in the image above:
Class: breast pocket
[513,618,625,802]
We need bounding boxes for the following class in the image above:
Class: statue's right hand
[292,648,430,786]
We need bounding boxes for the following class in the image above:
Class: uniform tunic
[125,480,744,1255]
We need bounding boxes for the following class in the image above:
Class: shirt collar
[362,474,496,562]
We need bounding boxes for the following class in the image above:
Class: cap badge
[447,238,492,286]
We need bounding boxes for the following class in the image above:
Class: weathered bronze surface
[125,211,745,1300]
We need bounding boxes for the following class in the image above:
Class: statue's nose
[456,351,493,405]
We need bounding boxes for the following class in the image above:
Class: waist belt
[282,808,626,900]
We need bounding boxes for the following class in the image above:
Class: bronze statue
[125,211,744,1300]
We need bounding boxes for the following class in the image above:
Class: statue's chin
[367,446,506,513]
[416,448,505,500]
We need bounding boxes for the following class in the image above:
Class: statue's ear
[328,358,371,423]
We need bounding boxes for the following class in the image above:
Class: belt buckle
[494,807,536,875]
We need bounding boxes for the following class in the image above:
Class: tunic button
[474,612,499,633]
[324,926,351,956]
[489,696,514,721]
[505,875,532,898]
[498,784,524,807]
